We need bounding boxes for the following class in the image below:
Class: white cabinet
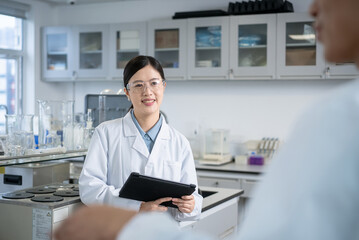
[196,170,260,198]
[324,62,359,79]
[42,25,109,81]
[187,17,230,80]
[42,26,74,81]
[229,14,276,80]
[73,24,109,79]
[109,22,147,80]
[147,19,187,80]
[42,13,358,82]
[276,13,325,79]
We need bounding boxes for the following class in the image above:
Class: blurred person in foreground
[55,0,359,239]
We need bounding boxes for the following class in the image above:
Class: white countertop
[199,186,243,212]
[195,160,267,174]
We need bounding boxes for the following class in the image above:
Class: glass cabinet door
[187,17,229,80]
[79,32,102,69]
[110,22,146,80]
[74,25,109,79]
[195,26,221,68]
[154,29,179,68]
[116,30,140,68]
[42,27,74,80]
[285,22,316,66]
[277,13,325,79]
[148,19,187,80]
[229,14,276,80]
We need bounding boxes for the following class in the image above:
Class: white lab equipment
[235,137,280,165]
[200,129,232,165]
[37,100,74,150]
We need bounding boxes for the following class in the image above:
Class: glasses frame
[126,79,166,94]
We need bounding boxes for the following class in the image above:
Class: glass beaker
[21,114,35,154]
[37,100,74,150]
[73,113,85,150]
[5,114,34,156]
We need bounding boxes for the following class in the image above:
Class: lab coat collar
[123,111,170,158]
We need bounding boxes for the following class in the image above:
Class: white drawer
[241,179,259,198]
[198,176,241,189]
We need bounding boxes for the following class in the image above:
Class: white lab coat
[79,111,203,221]
[117,79,359,239]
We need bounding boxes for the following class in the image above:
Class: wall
[19,0,74,115]
[27,0,352,152]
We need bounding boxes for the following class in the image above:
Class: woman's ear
[124,88,131,101]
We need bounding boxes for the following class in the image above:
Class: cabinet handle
[215,181,219,186]
[72,71,77,80]
[325,67,330,78]
[228,69,234,79]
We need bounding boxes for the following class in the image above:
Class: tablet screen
[119,172,196,208]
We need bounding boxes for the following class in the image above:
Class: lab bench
[180,186,243,240]
[195,161,266,227]
[195,161,265,198]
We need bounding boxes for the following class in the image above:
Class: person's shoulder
[317,78,359,111]
[165,123,189,142]
[96,118,124,131]
[296,78,359,131]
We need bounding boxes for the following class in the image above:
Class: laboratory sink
[199,189,217,198]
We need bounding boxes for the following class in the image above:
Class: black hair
[123,55,165,111]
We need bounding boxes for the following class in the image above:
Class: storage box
[286,47,316,66]
[155,29,179,49]
[120,38,140,50]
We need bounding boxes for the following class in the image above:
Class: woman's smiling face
[125,65,166,118]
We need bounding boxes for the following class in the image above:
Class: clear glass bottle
[83,109,95,149]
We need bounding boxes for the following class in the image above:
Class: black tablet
[119,172,196,208]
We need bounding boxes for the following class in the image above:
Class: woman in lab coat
[79,55,202,221]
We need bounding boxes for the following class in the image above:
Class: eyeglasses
[126,79,165,94]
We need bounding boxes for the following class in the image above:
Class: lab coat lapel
[123,112,149,158]
[147,119,171,164]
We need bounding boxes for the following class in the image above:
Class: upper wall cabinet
[109,22,147,80]
[42,13,358,82]
[276,13,325,79]
[324,62,359,79]
[229,14,276,80]
[42,26,74,81]
[42,25,109,81]
[187,17,229,80]
[148,19,187,80]
[73,24,109,79]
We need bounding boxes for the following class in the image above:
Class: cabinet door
[73,24,109,79]
[229,14,276,80]
[325,62,359,79]
[42,26,74,81]
[276,13,325,79]
[187,17,229,80]
[109,22,147,81]
[148,19,187,80]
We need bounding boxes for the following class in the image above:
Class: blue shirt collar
[130,110,162,141]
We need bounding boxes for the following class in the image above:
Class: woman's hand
[172,195,195,213]
[139,197,172,212]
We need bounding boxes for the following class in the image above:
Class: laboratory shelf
[286,43,316,47]
[195,47,221,50]
[116,49,139,53]
[154,48,179,52]
[238,45,267,49]
[0,150,87,167]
